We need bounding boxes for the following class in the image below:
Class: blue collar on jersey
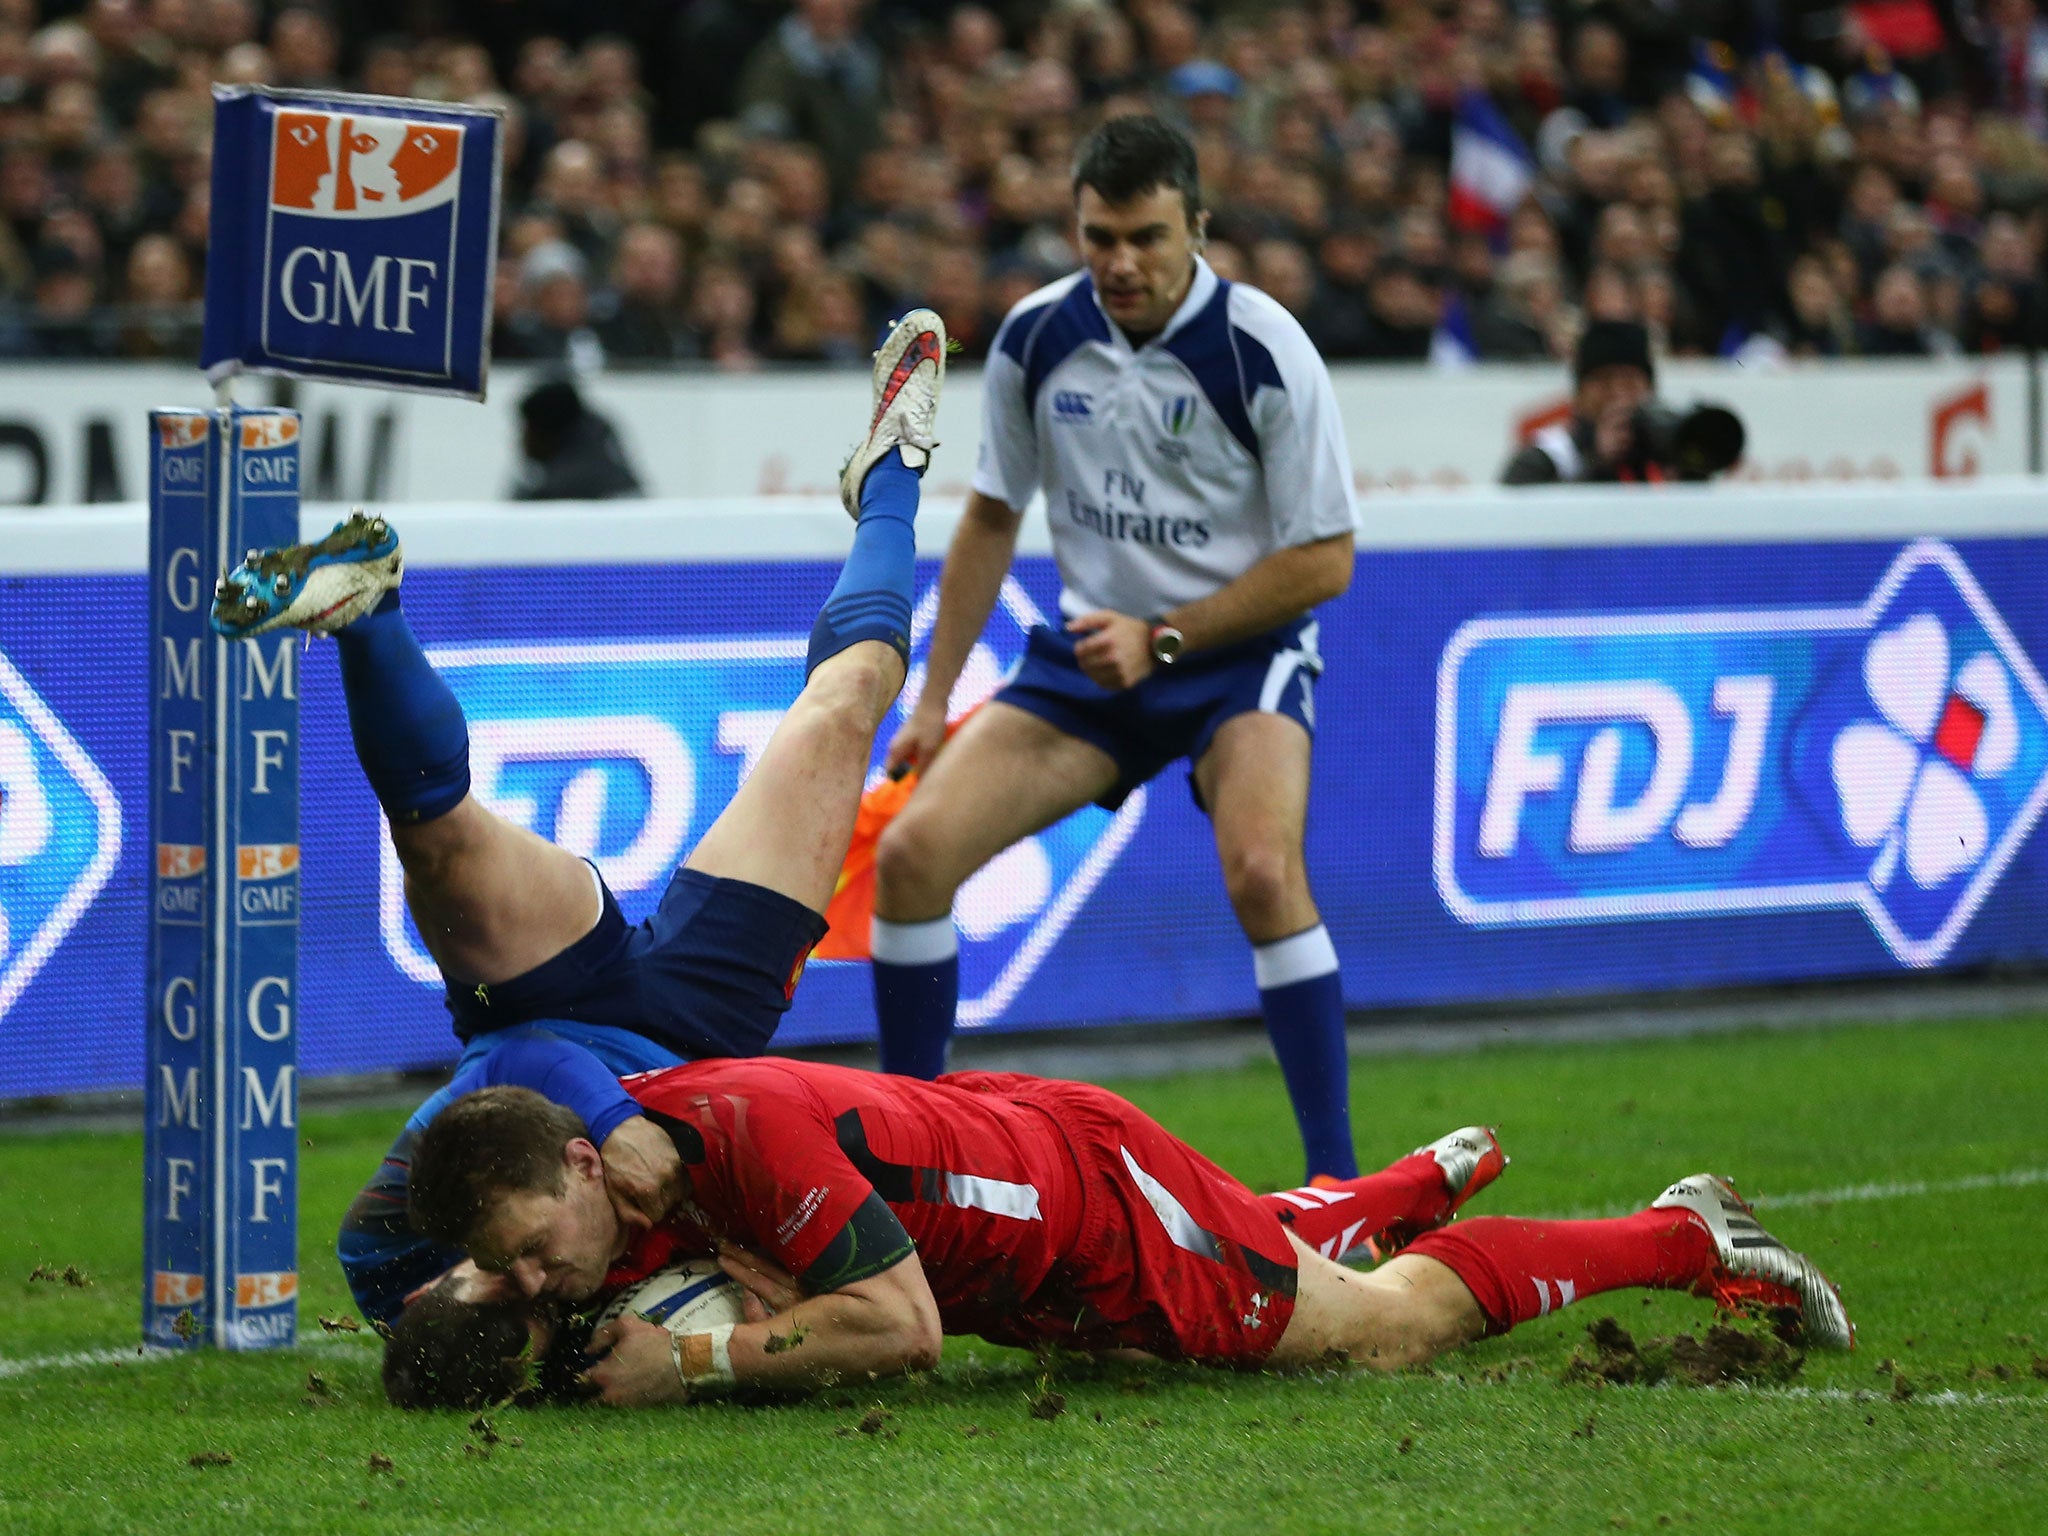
[1002,255,1282,462]
[1088,255,1220,352]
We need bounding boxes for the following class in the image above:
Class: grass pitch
[2,1014,2044,1535]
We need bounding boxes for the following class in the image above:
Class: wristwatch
[1148,619,1185,666]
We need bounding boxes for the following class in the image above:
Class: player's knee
[1220,841,1299,923]
[874,814,957,913]
[902,1317,944,1373]
[802,643,902,730]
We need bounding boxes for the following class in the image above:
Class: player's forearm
[1164,533,1354,655]
[677,1289,940,1392]
[916,492,1021,713]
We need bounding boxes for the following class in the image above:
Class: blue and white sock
[807,448,918,677]
[871,914,958,1079]
[1254,924,1358,1181]
[333,590,470,825]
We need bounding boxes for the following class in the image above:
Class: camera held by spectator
[1501,321,1745,486]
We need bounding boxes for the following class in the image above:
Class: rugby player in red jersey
[405,1059,1852,1405]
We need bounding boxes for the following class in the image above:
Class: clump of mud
[1561,1316,1805,1389]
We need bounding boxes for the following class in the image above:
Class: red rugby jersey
[604,1059,1090,1343]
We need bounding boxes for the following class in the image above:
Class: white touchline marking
[0,1346,176,1379]
[1560,1165,2048,1221]
[5,1172,2045,1381]
[1384,1373,2047,1409]
[1746,1386,2048,1409]
[0,1330,366,1379]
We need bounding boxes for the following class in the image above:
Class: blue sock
[333,590,471,825]
[871,915,958,1078]
[807,448,918,677]
[1255,925,1358,1181]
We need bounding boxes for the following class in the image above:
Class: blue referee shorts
[443,864,827,1060]
[992,614,1322,811]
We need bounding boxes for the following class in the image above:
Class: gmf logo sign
[272,111,459,217]
[205,86,500,397]
[1435,541,2048,967]
[253,99,480,382]
[0,650,121,1015]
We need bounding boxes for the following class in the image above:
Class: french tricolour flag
[1447,90,1534,238]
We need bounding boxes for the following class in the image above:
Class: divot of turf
[25,1264,91,1287]
[1027,1389,1066,1420]
[1561,1315,1806,1388]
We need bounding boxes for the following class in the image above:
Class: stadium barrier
[2,478,2046,1101]
[0,355,2030,508]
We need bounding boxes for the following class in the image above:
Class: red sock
[1403,1210,1714,1335]
[1258,1150,1449,1259]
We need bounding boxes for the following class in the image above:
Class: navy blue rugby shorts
[991,614,1322,811]
[443,864,827,1060]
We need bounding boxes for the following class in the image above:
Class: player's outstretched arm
[885,490,1023,777]
[584,1248,942,1405]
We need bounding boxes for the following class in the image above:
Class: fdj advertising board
[2,540,2047,1100]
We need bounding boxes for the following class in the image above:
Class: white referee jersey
[973,256,1358,620]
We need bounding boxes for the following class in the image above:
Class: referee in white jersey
[870,115,1362,1181]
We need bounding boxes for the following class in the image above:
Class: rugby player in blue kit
[209,310,953,1330]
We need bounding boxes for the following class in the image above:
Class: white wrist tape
[681,1323,737,1386]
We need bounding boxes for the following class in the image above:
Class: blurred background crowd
[4,0,2048,368]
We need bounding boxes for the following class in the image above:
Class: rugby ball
[592,1259,747,1335]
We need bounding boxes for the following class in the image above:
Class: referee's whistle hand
[1067,611,1152,691]
[884,707,946,779]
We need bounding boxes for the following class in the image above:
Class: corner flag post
[143,84,501,1350]
[144,406,302,1350]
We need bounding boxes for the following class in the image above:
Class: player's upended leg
[682,311,943,914]
[211,512,601,984]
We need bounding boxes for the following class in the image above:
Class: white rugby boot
[839,308,946,516]
[1375,1125,1511,1254]
[1652,1172,1855,1351]
[209,509,402,639]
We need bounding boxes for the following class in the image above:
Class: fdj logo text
[382,637,810,983]
[1436,541,2048,966]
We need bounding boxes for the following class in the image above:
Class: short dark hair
[407,1086,588,1248]
[382,1283,535,1408]
[1573,319,1655,387]
[381,1281,597,1409]
[1072,114,1203,222]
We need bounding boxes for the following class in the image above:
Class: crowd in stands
[4,0,2048,368]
